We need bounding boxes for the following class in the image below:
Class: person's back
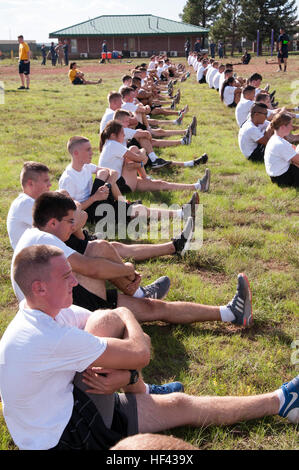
[7,193,34,250]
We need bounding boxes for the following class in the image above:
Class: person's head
[33,191,76,241]
[20,161,51,198]
[250,102,268,124]
[255,92,271,108]
[132,76,141,89]
[218,64,225,73]
[270,111,293,135]
[122,74,132,86]
[67,136,92,164]
[110,433,199,450]
[248,73,262,88]
[99,120,124,151]
[69,62,77,70]
[213,61,219,68]
[113,109,131,128]
[107,91,122,110]
[280,27,285,34]
[224,68,233,78]
[243,85,256,101]
[13,245,77,314]
[120,86,135,102]
[17,35,24,43]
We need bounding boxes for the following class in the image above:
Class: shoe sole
[201,169,211,192]
[181,218,194,256]
[151,161,172,169]
[238,273,253,327]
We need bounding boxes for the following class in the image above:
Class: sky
[0,0,187,42]
[1,0,299,43]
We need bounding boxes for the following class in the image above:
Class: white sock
[220,305,235,322]
[181,138,185,145]
[194,181,201,190]
[175,209,183,217]
[275,388,285,413]
[184,160,194,167]
[148,152,158,162]
[144,383,150,394]
[133,287,145,298]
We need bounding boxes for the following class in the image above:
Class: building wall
[59,33,205,58]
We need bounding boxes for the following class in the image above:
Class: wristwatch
[127,369,139,385]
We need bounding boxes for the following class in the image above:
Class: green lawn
[0,55,298,450]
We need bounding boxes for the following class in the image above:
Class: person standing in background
[41,44,47,66]
[277,27,289,72]
[17,35,30,90]
[63,40,69,66]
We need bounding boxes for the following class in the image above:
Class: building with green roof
[49,14,209,59]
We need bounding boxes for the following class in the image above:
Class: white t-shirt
[223,86,236,106]
[264,134,296,177]
[6,193,34,250]
[207,68,218,88]
[193,61,199,72]
[122,101,138,113]
[147,61,156,71]
[99,139,128,178]
[213,71,221,90]
[238,119,269,158]
[235,97,254,127]
[100,108,115,134]
[123,127,137,146]
[0,300,106,450]
[59,163,97,203]
[12,227,76,301]
[196,65,205,82]
[218,73,225,95]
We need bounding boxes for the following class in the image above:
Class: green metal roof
[49,14,209,38]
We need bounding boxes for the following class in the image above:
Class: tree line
[180,0,298,55]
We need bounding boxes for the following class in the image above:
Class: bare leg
[151,128,186,137]
[110,240,175,261]
[19,73,25,87]
[117,294,221,324]
[135,177,197,192]
[136,391,280,433]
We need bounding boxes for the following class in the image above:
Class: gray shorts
[73,372,138,435]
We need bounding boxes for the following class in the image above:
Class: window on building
[71,39,77,53]
[128,38,136,51]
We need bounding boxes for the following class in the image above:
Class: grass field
[0,54,298,450]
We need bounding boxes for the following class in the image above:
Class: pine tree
[210,1,242,56]
[180,0,219,28]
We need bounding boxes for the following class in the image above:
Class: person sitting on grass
[235,85,256,127]
[11,192,254,331]
[68,62,102,85]
[264,112,299,188]
[238,103,273,162]
[99,120,211,195]
[1,244,298,450]
[220,76,242,108]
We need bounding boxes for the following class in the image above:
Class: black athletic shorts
[270,164,299,188]
[127,137,141,149]
[228,101,237,108]
[18,60,30,75]
[116,176,132,194]
[248,143,265,162]
[65,234,88,254]
[278,51,288,59]
[72,284,118,311]
[136,122,147,131]
[72,77,84,85]
[50,386,138,450]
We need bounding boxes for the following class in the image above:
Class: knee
[85,239,112,257]
[85,308,125,338]
[97,168,110,181]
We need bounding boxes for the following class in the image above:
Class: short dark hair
[250,102,268,118]
[255,92,269,103]
[33,192,76,229]
[120,86,135,99]
[243,85,256,96]
[249,73,262,82]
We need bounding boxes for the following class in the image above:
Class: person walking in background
[277,27,289,72]
[41,44,47,66]
[63,40,69,66]
[210,41,216,58]
[55,42,64,66]
[17,35,30,90]
[48,42,57,66]
[194,38,201,53]
[184,39,190,60]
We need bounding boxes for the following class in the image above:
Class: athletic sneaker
[182,192,199,221]
[175,113,184,125]
[227,273,253,327]
[172,217,194,256]
[197,168,210,192]
[182,126,192,145]
[18,86,25,89]
[194,153,208,165]
[278,376,299,423]
[149,381,184,394]
[174,89,181,105]
[141,276,171,299]
[264,83,270,92]
[190,116,197,136]
[269,90,276,99]
[170,99,176,110]
[149,158,172,169]
[181,104,189,114]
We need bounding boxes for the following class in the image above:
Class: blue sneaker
[148,381,184,394]
[278,376,299,423]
